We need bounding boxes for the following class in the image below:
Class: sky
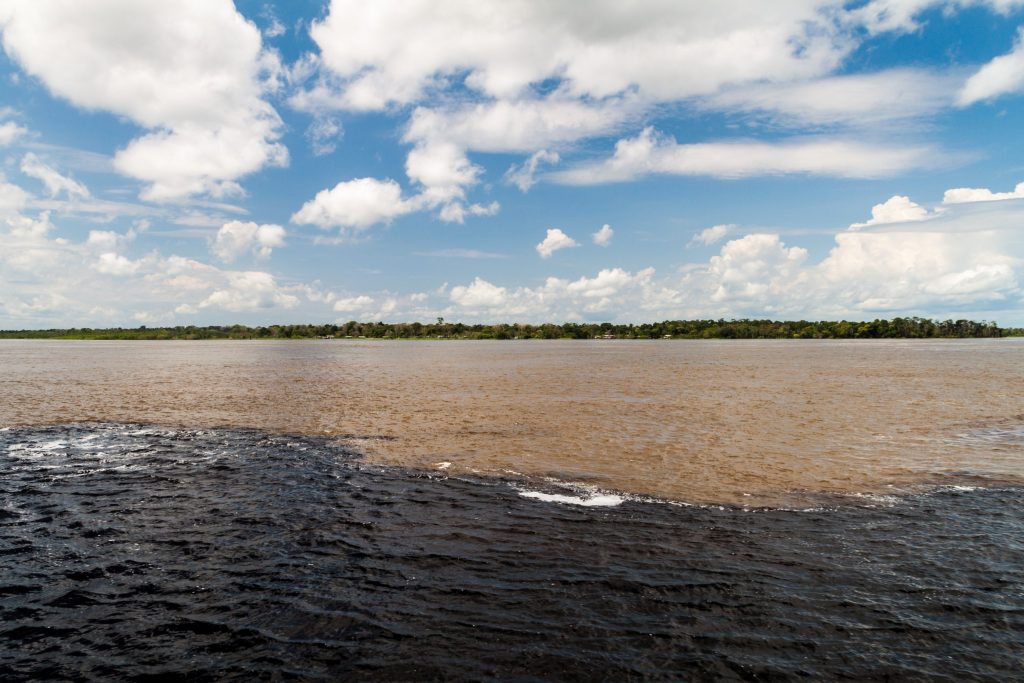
[2,0,1024,327]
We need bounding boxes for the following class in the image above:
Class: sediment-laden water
[1,339,1023,506]
[2,424,1021,680]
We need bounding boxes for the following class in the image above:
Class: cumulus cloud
[405,141,482,205]
[19,153,89,199]
[942,181,1024,204]
[333,295,375,312]
[94,252,141,276]
[86,229,133,252]
[449,278,509,309]
[536,228,579,259]
[689,224,733,247]
[199,271,299,312]
[592,224,614,247]
[553,128,933,184]
[294,1,976,220]
[404,98,635,154]
[305,2,854,111]
[959,27,1024,105]
[0,0,287,201]
[0,190,302,326]
[288,1,1005,224]
[291,178,418,232]
[212,220,286,262]
[0,182,29,216]
[447,267,657,318]
[438,201,500,224]
[703,234,809,305]
[294,150,501,232]
[436,193,1024,323]
[4,178,1024,326]
[0,120,27,146]
[849,195,937,229]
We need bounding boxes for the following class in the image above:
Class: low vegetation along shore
[1,317,1020,340]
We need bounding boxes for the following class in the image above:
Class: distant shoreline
[1,317,1020,340]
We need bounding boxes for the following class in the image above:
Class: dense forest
[1,317,1019,340]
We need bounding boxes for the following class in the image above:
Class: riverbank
[1,317,1020,340]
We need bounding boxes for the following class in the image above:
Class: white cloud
[0,120,27,146]
[943,181,1024,204]
[292,1,999,220]
[19,153,89,199]
[291,178,418,232]
[593,224,614,247]
[959,27,1024,105]
[199,271,299,312]
[536,228,579,259]
[298,1,964,210]
[438,201,500,224]
[844,1,1024,36]
[0,0,286,201]
[506,150,560,193]
[0,181,29,216]
[689,224,733,247]
[404,98,634,154]
[706,69,960,128]
[296,155,500,231]
[0,192,303,326]
[704,234,809,305]
[115,124,287,203]
[4,185,1024,326]
[306,116,343,156]
[333,295,375,312]
[449,278,508,309]
[86,229,132,252]
[552,127,933,184]
[447,267,657,318]
[849,195,937,229]
[306,2,853,111]
[438,195,1024,323]
[94,252,141,276]
[326,291,423,320]
[405,141,481,205]
[212,220,286,262]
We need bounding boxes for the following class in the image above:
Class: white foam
[518,490,624,507]
[435,461,452,470]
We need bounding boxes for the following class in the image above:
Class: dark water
[1,425,1022,681]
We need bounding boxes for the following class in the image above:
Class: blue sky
[2,0,1024,326]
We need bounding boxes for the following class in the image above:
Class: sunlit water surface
[1,339,1021,505]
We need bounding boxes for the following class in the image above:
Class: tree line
[0,317,1020,340]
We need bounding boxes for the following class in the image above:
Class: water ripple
[1,424,1021,680]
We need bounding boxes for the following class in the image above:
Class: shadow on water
[1,424,1022,681]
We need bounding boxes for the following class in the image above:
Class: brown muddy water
[1,338,1021,506]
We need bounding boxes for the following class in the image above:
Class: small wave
[517,489,624,507]
[1,422,1022,681]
